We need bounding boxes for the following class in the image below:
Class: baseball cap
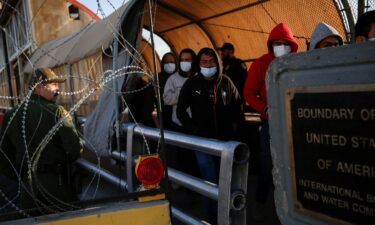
[31,68,66,85]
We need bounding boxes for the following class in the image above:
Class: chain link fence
[336,0,375,42]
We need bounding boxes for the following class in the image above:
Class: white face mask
[180,61,192,72]
[201,67,217,78]
[273,45,291,57]
[163,63,176,74]
[368,37,375,42]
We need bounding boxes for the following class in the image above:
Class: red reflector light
[136,156,164,189]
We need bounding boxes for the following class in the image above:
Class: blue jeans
[195,152,218,223]
[195,152,218,183]
[256,122,273,203]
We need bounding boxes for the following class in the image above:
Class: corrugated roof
[143,0,347,61]
[25,0,348,72]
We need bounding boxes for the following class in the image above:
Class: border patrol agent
[0,68,83,211]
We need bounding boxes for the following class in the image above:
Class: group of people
[160,47,245,184]
[245,10,375,221]
[157,46,247,223]
[0,8,373,223]
[157,10,375,222]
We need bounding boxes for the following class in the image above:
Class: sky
[77,0,170,57]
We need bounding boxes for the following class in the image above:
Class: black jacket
[177,72,243,140]
[123,75,156,127]
[223,57,247,99]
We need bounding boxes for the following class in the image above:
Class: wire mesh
[0,0,374,222]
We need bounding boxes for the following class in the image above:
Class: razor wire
[0,0,162,219]
[1,0,373,220]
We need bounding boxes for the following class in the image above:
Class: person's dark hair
[219,42,235,51]
[196,47,220,76]
[355,10,375,38]
[178,48,197,77]
[160,52,178,74]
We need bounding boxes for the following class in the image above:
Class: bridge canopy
[142,0,352,63]
[25,0,363,71]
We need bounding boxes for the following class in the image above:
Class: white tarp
[83,0,144,155]
[23,2,130,73]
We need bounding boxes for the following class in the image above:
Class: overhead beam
[143,25,179,55]
[159,0,269,34]
[340,0,356,43]
[358,0,365,18]
[157,1,218,49]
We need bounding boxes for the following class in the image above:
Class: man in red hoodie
[244,23,298,220]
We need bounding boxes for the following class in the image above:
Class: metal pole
[17,56,24,101]
[126,124,136,193]
[168,168,218,200]
[67,64,75,108]
[124,123,249,160]
[1,29,14,107]
[112,34,121,156]
[341,0,356,43]
[358,0,365,18]
[147,0,169,189]
[171,207,206,225]
[76,159,127,190]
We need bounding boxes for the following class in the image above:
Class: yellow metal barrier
[37,201,171,225]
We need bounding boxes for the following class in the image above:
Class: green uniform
[0,94,82,210]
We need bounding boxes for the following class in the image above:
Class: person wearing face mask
[178,47,243,141]
[163,49,199,178]
[177,47,243,223]
[159,52,178,96]
[163,48,196,131]
[309,22,343,50]
[243,23,298,221]
[219,43,247,103]
[355,10,375,43]
[159,52,178,129]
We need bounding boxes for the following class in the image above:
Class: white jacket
[163,72,191,126]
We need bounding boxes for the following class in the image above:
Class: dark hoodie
[177,48,243,140]
[244,23,298,120]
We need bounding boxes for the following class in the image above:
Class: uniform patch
[59,107,73,123]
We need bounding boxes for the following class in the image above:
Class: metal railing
[76,121,249,224]
[76,159,128,190]
[116,123,250,225]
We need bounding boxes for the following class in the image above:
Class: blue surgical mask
[201,67,217,78]
[164,63,176,74]
[180,62,192,72]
